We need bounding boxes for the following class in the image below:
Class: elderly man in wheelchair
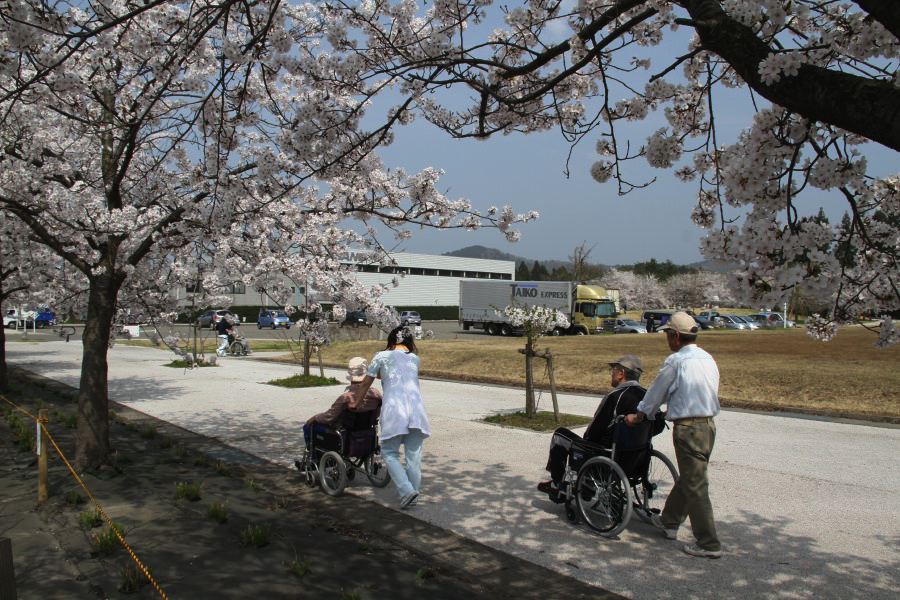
[294,357,392,496]
[537,355,678,537]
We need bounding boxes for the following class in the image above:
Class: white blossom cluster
[499,304,569,339]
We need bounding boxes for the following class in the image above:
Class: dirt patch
[0,369,617,600]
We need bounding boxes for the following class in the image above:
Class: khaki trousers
[661,417,721,551]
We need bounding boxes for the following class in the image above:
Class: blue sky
[364,9,897,266]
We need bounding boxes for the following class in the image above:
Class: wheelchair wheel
[229,341,244,356]
[636,450,678,522]
[319,451,348,496]
[364,453,391,488]
[575,456,633,537]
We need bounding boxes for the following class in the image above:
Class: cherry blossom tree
[322,0,898,343]
[598,268,668,310]
[665,270,734,308]
[0,1,535,469]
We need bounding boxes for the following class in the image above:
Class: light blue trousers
[381,429,426,499]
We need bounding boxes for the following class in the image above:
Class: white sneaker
[683,543,722,559]
[650,513,678,539]
[399,491,419,509]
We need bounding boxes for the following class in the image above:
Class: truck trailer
[459,280,619,335]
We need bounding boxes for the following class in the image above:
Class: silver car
[734,315,760,330]
[719,315,749,330]
[613,319,648,334]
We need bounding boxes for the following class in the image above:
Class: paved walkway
[6,340,899,599]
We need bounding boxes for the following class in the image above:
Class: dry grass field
[306,327,900,422]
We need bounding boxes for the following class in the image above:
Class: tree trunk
[303,338,311,377]
[0,321,7,392]
[524,338,535,417]
[75,274,121,471]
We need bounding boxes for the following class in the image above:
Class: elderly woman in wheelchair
[294,357,391,495]
[546,416,678,538]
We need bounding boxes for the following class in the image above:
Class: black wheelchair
[551,415,678,538]
[295,408,391,496]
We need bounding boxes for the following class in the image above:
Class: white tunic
[367,349,431,441]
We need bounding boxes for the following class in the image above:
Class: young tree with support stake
[501,305,570,417]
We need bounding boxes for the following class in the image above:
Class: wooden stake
[37,410,48,505]
[316,347,325,378]
[545,349,560,423]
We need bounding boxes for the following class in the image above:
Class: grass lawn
[283,326,900,422]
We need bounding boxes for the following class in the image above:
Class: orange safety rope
[0,394,170,600]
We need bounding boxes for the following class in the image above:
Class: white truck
[459,280,619,336]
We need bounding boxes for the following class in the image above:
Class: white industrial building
[175,251,515,308]
[345,251,515,307]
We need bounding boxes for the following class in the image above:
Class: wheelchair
[294,408,391,496]
[551,415,678,538]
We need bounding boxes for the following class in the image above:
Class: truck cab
[572,285,618,334]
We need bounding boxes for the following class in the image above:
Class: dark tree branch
[682,0,900,151]
[852,0,900,40]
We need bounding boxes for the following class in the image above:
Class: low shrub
[207,502,228,524]
[175,482,202,502]
[266,374,340,388]
[239,523,271,548]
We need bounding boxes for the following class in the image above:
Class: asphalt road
[5,341,899,600]
[5,319,481,343]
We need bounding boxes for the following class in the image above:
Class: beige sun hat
[347,357,368,382]
[659,311,700,335]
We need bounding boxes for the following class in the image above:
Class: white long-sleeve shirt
[637,344,720,420]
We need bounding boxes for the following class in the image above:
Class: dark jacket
[311,384,382,428]
[215,319,232,336]
[584,382,646,447]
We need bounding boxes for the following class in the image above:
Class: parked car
[640,310,675,331]
[734,315,759,330]
[257,309,292,329]
[198,309,237,329]
[719,315,749,330]
[693,316,716,330]
[748,312,795,328]
[399,310,422,326]
[613,319,647,334]
[340,310,370,328]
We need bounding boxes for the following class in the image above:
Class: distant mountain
[442,245,522,262]
[686,259,740,273]
[442,245,571,271]
[445,245,735,273]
